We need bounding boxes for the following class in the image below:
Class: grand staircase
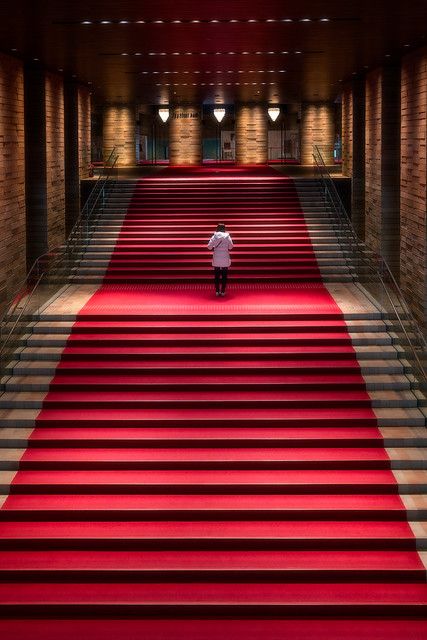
[0,166,427,634]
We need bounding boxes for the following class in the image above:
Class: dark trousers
[214,267,228,292]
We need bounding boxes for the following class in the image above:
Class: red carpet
[1,167,426,632]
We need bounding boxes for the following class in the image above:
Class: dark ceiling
[2,1,427,104]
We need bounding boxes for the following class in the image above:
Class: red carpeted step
[0,582,427,616]
[57,359,365,374]
[0,549,423,581]
[9,469,398,494]
[0,493,408,520]
[28,426,385,448]
[1,619,427,640]
[19,447,391,471]
[35,406,379,428]
[0,520,416,550]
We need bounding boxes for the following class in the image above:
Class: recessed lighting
[33,58,39,61]
[300,18,311,22]
[121,52,129,56]
[154,20,164,23]
[404,44,411,47]
[11,48,18,52]
[268,51,275,54]
[320,18,330,22]
[282,18,293,22]
[210,19,219,23]
[119,20,130,24]
[172,20,181,23]
[191,20,200,23]
[134,52,142,56]
[295,51,302,54]
[248,19,258,22]
[266,19,276,22]
[100,20,111,24]
[81,20,92,25]
[385,54,391,57]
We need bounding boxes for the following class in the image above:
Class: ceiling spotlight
[100,20,111,24]
[119,20,130,24]
[214,107,225,122]
[268,106,280,121]
[300,18,311,22]
[320,18,330,22]
[81,20,92,25]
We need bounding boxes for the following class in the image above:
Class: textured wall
[401,47,427,326]
[341,86,353,177]
[45,72,65,250]
[78,87,91,179]
[103,104,136,166]
[300,103,335,165]
[365,69,383,256]
[0,54,25,308]
[365,67,400,278]
[235,105,268,164]
[169,105,202,165]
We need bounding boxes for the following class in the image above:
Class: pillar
[169,105,202,166]
[401,46,427,326]
[235,104,268,164]
[65,83,91,233]
[300,102,335,165]
[103,104,136,166]
[342,79,366,238]
[365,65,400,279]
[0,53,25,309]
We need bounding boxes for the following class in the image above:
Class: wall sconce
[158,107,170,123]
[213,107,226,123]
[268,106,280,122]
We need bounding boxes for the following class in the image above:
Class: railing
[0,148,119,382]
[313,145,427,395]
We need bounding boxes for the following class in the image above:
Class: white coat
[207,231,233,267]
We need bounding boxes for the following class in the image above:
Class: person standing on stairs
[208,223,234,297]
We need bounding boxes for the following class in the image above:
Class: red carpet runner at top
[1,166,427,637]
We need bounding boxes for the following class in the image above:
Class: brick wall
[78,87,91,179]
[401,47,427,325]
[300,103,335,164]
[365,69,383,256]
[169,105,202,165]
[0,54,25,308]
[235,105,268,164]
[341,86,353,177]
[365,67,401,277]
[45,72,65,250]
[103,104,136,166]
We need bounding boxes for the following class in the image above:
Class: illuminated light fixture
[210,19,219,23]
[282,18,293,22]
[213,108,226,122]
[100,20,111,24]
[266,19,276,22]
[295,50,302,54]
[320,18,330,22]
[119,20,130,24]
[191,20,200,23]
[248,19,258,22]
[81,20,92,24]
[300,18,311,22]
[134,52,142,56]
[136,20,145,23]
[121,52,129,56]
[268,106,280,121]
[158,108,170,122]
[172,20,182,23]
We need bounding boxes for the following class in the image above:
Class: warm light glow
[158,108,170,123]
[213,108,226,123]
[268,107,280,122]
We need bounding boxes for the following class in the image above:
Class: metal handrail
[0,148,119,376]
[312,145,427,388]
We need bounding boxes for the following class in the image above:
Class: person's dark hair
[216,223,226,232]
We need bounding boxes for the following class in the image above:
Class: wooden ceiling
[2,1,427,104]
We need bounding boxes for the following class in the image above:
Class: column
[235,104,268,164]
[300,102,335,165]
[365,65,400,279]
[0,53,25,308]
[169,105,202,166]
[342,79,366,238]
[103,104,136,166]
[401,46,427,327]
